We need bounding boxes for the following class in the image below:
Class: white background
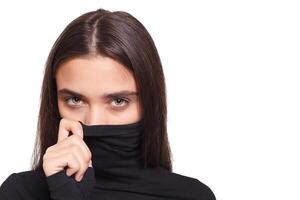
[0,1,299,199]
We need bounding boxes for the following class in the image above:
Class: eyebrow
[57,88,138,100]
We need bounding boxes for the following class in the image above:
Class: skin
[43,55,142,181]
[56,55,142,125]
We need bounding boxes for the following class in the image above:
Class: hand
[42,118,92,182]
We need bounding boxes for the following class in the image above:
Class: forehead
[55,56,137,94]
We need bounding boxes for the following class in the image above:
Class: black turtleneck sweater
[0,120,216,200]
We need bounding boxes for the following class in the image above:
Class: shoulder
[0,170,50,199]
[157,168,216,200]
[174,172,216,200]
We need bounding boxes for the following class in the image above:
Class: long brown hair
[31,8,172,172]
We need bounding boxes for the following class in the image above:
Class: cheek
[57,99,64,117]
[111,103,142,123]
[131,103,143,122]
[57,99,82,120]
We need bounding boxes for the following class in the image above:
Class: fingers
[65,147,89,182]
[57,118,83,143]
[53,134,92,166]
[57,118,91,181]
[45,118,92,182]
[47,138,91,181]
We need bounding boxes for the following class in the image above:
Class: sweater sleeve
[46,167,95,200]
[0,173,22,199]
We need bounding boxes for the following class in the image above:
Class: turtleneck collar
[79,119,145,178]
[74,119,213,200]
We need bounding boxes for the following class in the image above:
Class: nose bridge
[85,105,108,125]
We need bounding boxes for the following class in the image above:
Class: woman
[0,8,216,200]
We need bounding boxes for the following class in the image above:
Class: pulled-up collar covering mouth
[76,119,214,200]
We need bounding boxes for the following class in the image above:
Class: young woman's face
[55,55,142,125]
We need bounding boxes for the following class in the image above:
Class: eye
[64,96,83,107]
[111,97,129,108]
